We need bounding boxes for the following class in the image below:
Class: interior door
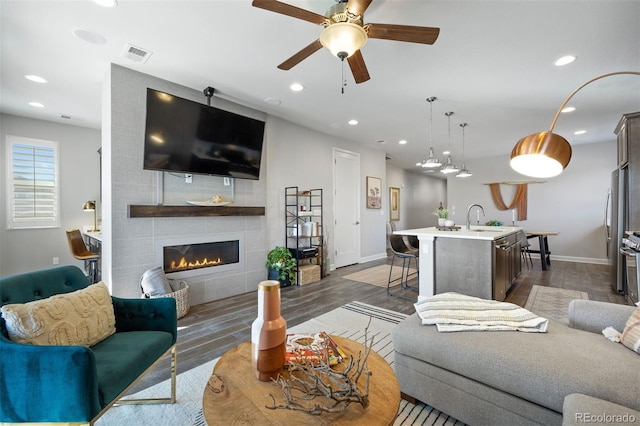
[333,148,361,268]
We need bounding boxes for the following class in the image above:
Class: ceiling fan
[252,0,440,84]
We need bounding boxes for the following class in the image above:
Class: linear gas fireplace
[156,233,243,279]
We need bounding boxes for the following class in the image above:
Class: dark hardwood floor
[128,255,630,394]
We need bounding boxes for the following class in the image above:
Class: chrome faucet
[466,204,485,230]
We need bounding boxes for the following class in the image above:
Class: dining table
[525,231,559,271]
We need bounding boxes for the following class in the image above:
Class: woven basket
[143,280,190,319]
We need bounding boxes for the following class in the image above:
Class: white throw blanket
[415,292,548,333]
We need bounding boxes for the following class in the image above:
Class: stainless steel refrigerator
[607,113,640,296]
[606,168,627,293]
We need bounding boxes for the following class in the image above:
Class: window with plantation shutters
[6,136,60,229]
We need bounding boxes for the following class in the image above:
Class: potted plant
[434,208,449,226]
[266,246,297,287]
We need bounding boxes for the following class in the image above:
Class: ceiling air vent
[121,43,152,64]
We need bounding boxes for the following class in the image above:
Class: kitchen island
[395,226,523,301]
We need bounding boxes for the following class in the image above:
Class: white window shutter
[6,136,60,229]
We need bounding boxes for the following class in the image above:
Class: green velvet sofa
[0,265,178,424]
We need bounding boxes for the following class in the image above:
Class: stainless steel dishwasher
[494,236,520,301]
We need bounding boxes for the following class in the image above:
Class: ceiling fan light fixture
[320,22,367,58]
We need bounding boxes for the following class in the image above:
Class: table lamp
[83,200,98,232]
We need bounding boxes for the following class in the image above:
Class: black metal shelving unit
[285,186,324,285]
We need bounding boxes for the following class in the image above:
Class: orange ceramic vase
[251,280,287,381]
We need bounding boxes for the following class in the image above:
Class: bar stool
[388,234,419,297]
[66,229,100,283]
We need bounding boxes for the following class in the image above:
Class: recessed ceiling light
[442,150,450,155]
[554,55,576,66]
[72,28,107,45]
[25,75,47,83]
[574,130,587,135]
[290,83,304,92]
[416,162,422,166]
[561,106,576,113]
[348,119,358,126]
[92,0,118,7]
[264,97,281,106]
[28,102,44,108]
[398,139,407,145]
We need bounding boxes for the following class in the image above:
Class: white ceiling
[2,0,639,174]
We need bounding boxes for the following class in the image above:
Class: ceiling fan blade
[346,0,373,16]
[367,23,440,44]
[252,0,325,25]
[277,39,323,70]
[347,50,370,84]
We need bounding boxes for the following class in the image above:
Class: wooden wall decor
[483,181,545,221]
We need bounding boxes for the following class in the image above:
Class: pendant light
[511,71,640,178]
[440,111,459,174]
[456,123,472,178]
[421,97,441,168]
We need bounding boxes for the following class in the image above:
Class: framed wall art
[366,176,382,209]
[390,187,400,220]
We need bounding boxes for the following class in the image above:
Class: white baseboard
[538,255,608,265]
[360,252,388,264]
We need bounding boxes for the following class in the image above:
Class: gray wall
[0,113,101,277]
[386,164,448,230]
[447,140,617,263]
[265,116,388,265]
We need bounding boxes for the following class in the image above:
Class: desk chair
[388,234,419,298]
[519,230,533,269]
[66,229,100,283]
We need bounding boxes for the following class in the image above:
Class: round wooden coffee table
[202,336,400,425]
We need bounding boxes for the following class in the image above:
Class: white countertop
[83,230,102,242]
[395,226,522,241]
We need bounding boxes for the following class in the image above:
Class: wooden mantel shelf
[128,205,265,218]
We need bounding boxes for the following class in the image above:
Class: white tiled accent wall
[104,64,268,304]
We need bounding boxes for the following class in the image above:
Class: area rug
[97,301,463,426]
[524,285,589,324]
[343,264,417,288]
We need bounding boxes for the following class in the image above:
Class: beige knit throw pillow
[621,306,640,354]
[1,282,115,347]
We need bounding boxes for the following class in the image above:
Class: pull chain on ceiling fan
[252,0,440,85]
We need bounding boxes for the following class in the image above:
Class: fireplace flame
[170,256,222,271]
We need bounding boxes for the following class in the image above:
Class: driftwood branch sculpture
[266,318,374,415]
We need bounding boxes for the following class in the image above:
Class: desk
[202,336,400,425]
[526,231,559,271]
[82,231,102,282]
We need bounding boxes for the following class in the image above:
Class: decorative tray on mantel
[436,226,461,231]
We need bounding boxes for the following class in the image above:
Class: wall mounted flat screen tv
[143,88,265,180]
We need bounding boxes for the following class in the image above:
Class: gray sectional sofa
[392,300,639,426]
